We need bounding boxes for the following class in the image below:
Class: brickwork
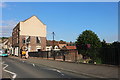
[12,23,20,47]
[19,35,46,51]
[12,16,47,56]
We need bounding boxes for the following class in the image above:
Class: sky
[1,2,118,43]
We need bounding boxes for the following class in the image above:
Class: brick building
[12,16,46,56]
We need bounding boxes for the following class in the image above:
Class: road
[1,57,91,80]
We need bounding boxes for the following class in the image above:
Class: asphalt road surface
[2,57,91,80]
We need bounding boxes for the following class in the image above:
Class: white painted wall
[36,46,41,51]
[28,46,31,52]
[46,46,60,51]
[15,47,19,56]
[12,48,14,55]
[46,46,52,51]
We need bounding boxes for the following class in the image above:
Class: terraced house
[12,16,46,56]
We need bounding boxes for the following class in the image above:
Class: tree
[76,30,101,61]
[100,39,108,64]
[100,41,120,65]
[112,42,120,65]
[1,37,9,40]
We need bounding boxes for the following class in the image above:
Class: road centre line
[21,61,35,67]
[51,69,65,76]
[32,64,35,67]
[46,68,64,76]
[20,61,64,76]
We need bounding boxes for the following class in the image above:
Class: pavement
[8,56,119,79]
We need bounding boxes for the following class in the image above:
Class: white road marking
[56,70,61,73]
[51,69,57,71]
[32,64,35,67]
[47,68,64,76]
[2,62,17,80]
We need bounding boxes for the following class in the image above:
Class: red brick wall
[19,35,46,51]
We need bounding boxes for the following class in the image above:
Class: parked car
[0,49,8,57]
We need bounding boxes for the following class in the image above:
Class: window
[26,36,30,43]
[22,36,30,44]
[17,38,18,43]
[36,37,41,44]
[22,38,25,44]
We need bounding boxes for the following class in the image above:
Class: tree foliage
[76,30,101,61]
[1,37,9,40]
[100,41,120,65]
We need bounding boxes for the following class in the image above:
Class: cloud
[1,20,18,37]
[2,20,18,27]
[0,25,11,28]
[0,2,7,8]
[1,20,17,32]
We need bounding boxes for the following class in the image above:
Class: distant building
[12,16,46,56]
[58,40,67,49]
[2,38,9,49]
[7,37,12,54]
[62,46,77,50]
[0,38,3,49]
[66,41,76,46]
[46,40,77,51]
[46,40,60,51]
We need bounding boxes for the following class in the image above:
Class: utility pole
[52,32,55,49]
[52,32,55,60]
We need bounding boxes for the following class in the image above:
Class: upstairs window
[26,36,30,43]
[17,38,19,43]
[22,38,26,44]
[36,37,41,44]
[22,36,30,44]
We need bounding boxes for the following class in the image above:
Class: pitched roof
[59,40,66,44]
[62,46,77,50]
[46,40,59,46]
